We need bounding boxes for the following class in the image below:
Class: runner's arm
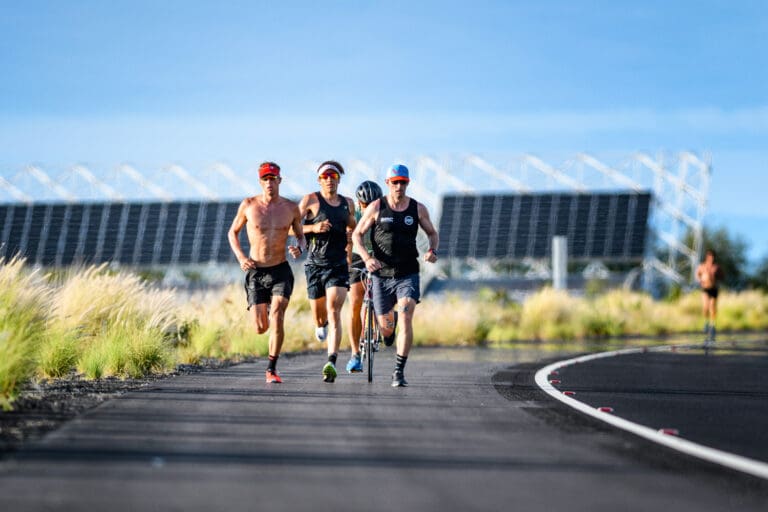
[295,193,329,234]
[290,202,307,255]
[345,196,357,266]
[353,199,381,271]
[228,199,256,270]
[417,202,439,263]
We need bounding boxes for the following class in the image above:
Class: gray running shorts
[370,273,420,315]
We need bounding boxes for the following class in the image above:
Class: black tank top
[373,197,419,277]
[305,192,350,266]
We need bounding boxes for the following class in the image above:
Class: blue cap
[386,164,410,182]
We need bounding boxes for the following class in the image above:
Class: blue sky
[1,1,767,260]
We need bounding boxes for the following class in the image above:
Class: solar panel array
[1,193,651,267]
[0,201,247,267]
[438,192,651,261]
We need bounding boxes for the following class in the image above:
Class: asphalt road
[1,345,767,511]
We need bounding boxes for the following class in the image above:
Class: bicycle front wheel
[365,304,375,382]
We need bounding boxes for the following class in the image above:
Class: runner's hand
[315,220,331,233]
[424,250,437,263]
[288,245,303,259]
[240,257,257,271]
[365,257,382,272]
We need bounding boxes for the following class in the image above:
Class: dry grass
[0,257,50,409]
[412,293,488,346]
[177,277,319,361]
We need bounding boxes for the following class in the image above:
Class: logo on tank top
[380,216,394,223]
[404,215,414,226]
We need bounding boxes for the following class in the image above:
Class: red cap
[259,162,281,179]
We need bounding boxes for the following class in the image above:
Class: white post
[552,236,568,290]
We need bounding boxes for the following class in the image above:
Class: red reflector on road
[549,379,561,385]
[563,391,576,396]
[597,407,614,413]
[658,428,679,436]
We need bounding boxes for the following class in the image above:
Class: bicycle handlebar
[350,266,372,278]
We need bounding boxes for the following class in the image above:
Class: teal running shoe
[322,361,337,382]
[346,354,363,373]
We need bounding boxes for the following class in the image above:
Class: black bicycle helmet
[355,180,383,204]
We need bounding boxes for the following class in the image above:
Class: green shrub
[78,344,108,380]
[38,329,80,379]
[127,329,173,378]
[179,322,225,363]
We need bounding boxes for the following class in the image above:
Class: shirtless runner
[228,162,307,383]
[695,249,724,342]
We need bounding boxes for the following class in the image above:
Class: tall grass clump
[75,318,173,380]
[586,290,658,337]
[717,290,768,331]
[47,265,179,379]
[178,284,262,360]
[0,257,50,409]
[178,276,317,361]
[37,326,79,379]
[177,321,224,364]
[517,287,588,340]
[412,293,489,346]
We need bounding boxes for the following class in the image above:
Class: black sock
[395,354,407,372]
[328,353,338,365]
[268,355,278,372]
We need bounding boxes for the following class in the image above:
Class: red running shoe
[265,370,282,383]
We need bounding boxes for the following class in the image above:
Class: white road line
[534,346,768,480]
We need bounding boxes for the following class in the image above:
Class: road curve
[0,347,766,511]
[535,341,768,479]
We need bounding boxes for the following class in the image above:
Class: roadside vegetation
[2,256,768,409]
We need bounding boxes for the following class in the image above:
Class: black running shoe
[391,369,408,387]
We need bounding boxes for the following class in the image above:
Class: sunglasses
[261,175,279,181]
[389,179,409,185]
[319,172,340,180]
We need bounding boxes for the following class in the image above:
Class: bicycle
[352,267,381,382]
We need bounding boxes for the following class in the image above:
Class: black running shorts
[304,263,350,299]
[244,261,294,309]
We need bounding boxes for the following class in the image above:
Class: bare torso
[697,262,721,289]
[241,195,299,267]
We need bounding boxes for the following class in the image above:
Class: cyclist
[298,161,357,383]
[345,180,395,373]
[227,162,307,384]
[352,164,439,387]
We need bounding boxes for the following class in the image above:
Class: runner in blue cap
[352,164,439,387]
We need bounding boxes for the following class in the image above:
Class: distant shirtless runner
[228,162,307,383]
[695,249,724,342]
